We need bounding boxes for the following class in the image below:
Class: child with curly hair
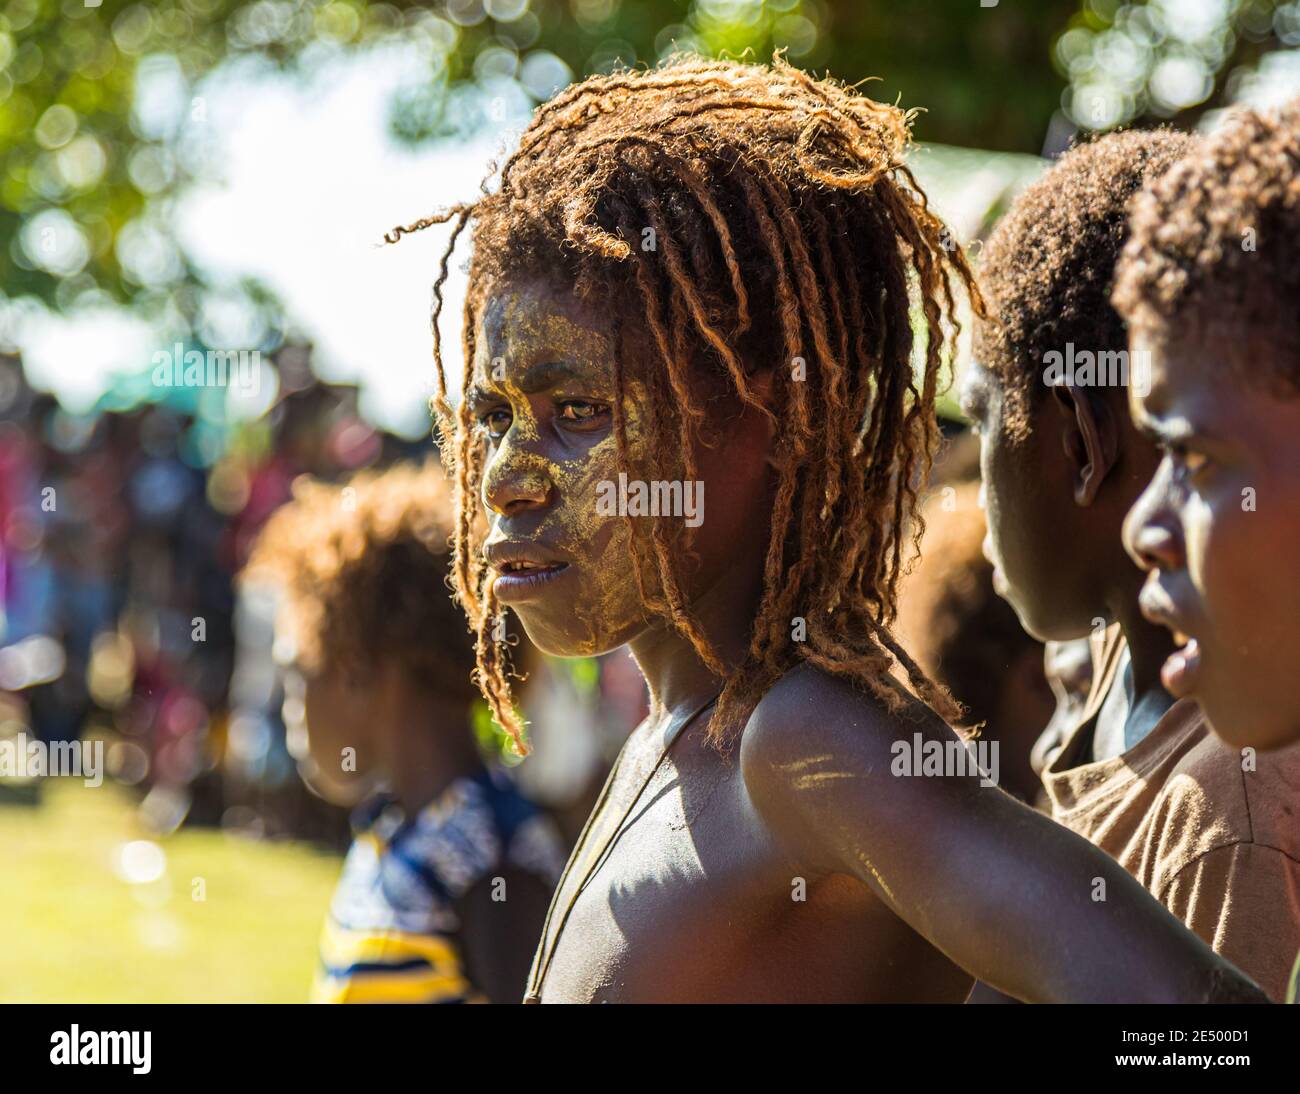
[1115,100,1300,756]
[244,462,564,1003]
[964,129,1300,1002]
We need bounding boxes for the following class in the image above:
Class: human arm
[740,665,1266,1003]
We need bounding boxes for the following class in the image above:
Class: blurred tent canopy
[3,0,1300,375]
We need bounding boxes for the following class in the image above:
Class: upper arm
[739,664,1266,1003]
[741,664,998,920]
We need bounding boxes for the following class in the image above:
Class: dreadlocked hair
[388,55,979,754]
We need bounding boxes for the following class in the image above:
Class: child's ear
[1051,384,1119,507]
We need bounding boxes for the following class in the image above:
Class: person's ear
[1050,384,1119,507]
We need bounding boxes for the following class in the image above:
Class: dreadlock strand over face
[390,55,978,753]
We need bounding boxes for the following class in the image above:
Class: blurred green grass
[0,780,342,1002]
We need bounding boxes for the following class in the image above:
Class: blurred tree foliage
[1056,0,1300,131]
[3,0,1299,317]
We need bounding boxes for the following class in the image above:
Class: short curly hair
[974,129,1196,438]
[242,462,478,702]
[1113,100,1300,393]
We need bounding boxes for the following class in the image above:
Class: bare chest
[529,733,965,1003]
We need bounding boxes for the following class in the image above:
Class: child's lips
[492,561,571,602]
[1161,635,1202,699]
[982,535,1009,594]
[1137,580,1203,698]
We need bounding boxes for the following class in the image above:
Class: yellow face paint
[470,278,655,657]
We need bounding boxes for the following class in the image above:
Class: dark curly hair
[1114,99,1300,392]
[389,55,978,753]
[974,128,1196,439]
[242,462,478,704]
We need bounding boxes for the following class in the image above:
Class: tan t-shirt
[1043,632,1300,1002]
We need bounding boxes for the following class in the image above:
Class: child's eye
[478,408,512,441]
[557,400,608,426]
[1165,442,1211,478]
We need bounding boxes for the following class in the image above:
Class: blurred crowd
[0,347,646,849]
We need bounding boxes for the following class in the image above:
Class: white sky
[175,43,503,435]
[18,42,499,437]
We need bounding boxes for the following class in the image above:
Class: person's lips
[1158,635,1202,699]
[484,541,572,603]
[1137,579,1203,699]
[982,535,1008,595]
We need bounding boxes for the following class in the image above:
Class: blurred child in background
[243,462,564,1003]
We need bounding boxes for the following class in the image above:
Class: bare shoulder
[739,662,940,806]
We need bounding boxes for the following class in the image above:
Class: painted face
[959,358,1068,641]
[470,276,775,660]
[470,278,654,657]
[1123,331,1300,751]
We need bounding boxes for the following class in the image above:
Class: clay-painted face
[1123,331,1300,751]
[470,275,778,660]
[469,278,652,657]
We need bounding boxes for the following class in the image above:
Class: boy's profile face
[1124,332,1300,751]
[959,358,1082,642]
[471,275,775,660]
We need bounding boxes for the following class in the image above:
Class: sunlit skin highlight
[1124,333,1300,751]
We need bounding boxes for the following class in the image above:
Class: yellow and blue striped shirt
[311,769,564,1004]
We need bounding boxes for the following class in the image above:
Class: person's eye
[557,400,609,427]
[477,408,512,442]
[1165,442,1211,478]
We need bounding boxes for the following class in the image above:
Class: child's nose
[1123,479,1181,572]
[483,456,552,517]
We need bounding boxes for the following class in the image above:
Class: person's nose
[482,427,554,518]
[1123,462,1182,572]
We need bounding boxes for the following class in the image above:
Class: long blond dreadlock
[389,55,979,754]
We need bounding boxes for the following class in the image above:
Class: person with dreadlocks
[962,129,1300,1003]
[390,56,1264,1003]
[243,462,565,1003]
